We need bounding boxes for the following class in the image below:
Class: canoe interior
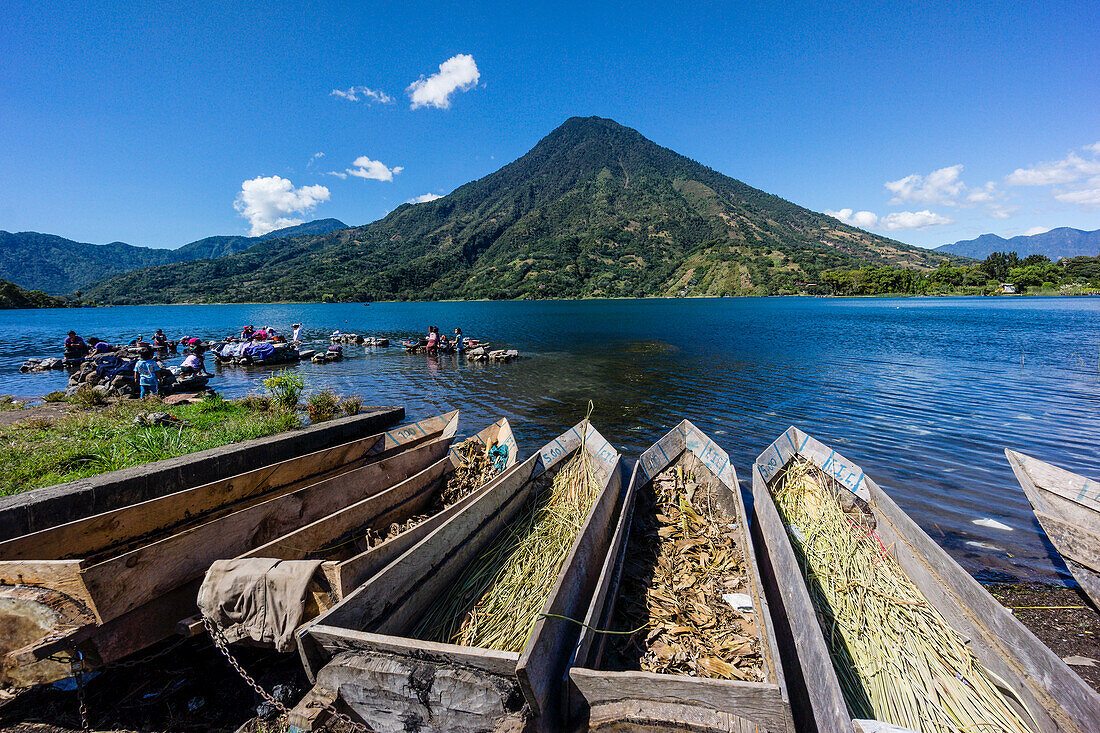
[752,426,1100,733]
[0,412,459,687]
[295,421,623,732]
[1006,449,1100,609]
[569,419,791,732]
[321,418,519,599]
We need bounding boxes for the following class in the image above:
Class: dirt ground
[986,583,1100,692]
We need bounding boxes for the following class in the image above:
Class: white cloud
[965,181,998,203]
[1086,142,1100,155]
[986,205,1016,219]
[885,165,966,206]
[1054,187,1100,209]
[307,152,325,168]
[1023,226,1052,236]
[824,208,879,229]
[1006,151,1100,186]
[880,210,954,230]
[234,176,330,237]
[346,156,403,182]
[326,171,348,179]
[331,86,393,104]
[407,54,480,109]
[407,193,443,204]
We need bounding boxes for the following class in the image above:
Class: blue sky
[1,0,1097,250]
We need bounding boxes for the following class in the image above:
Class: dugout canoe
[182,418,519,641]
[752,427,1100,733]
[0,411,459,688]
[290,422,623,733]
[1006,449,1100,610]
[568,420,793,732]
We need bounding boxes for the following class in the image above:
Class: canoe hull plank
[1007,449,1100,609]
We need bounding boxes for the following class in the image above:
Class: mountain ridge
[0,219,348,294]
[85,117,952,303]
[936,227,1100,260]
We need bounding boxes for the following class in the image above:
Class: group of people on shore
[238,324,304,344]
[63,328,212,398]
[425,326,465,354]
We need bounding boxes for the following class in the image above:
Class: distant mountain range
[0,218,347,295]
[84,117,949,304]
[936,227,1100,261]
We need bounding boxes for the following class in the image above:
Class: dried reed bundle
[608,462,762,680]
[773,458,1032,733]
[415,442,600,652]
[366,437,502,548]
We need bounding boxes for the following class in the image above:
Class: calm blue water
[3,297,1099,582]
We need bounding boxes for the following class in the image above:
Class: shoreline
[8,290,1100,308]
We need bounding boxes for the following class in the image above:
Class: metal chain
[69,651,89,732]
[201,616,372,733]
[202,616,289,717]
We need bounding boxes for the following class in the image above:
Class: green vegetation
[0,278,70,309]
[0,219,346,296]
[306,389,339,423]
[819,253,1100,296]
[84,117,953,304]
[263,370,305,409]
[0,397,300,496]
[339,394,363,416]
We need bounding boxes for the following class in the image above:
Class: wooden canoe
[1006,449,1100,609]
[0,411,459,688]
[752,426,1100,733]
[291,422,623,733]
[568,420,793,732]
[182,419,519,641]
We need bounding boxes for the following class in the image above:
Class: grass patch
[0,398,301,496]
[0,395,26,411]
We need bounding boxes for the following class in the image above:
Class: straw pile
[607,461,763,681]
[365,438,501,548]
[415,444,600,652]
[773,458,1032,733]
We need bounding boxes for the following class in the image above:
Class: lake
[4,297,1099,582]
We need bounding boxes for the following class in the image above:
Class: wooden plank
[1034,510,1100,574]
[0,560,95,615]
[317,455,538,637]
[307,624,520,678]
[0,411,457,563]
[1006,449,1100,515]
[571,668,788,732]
[78,437,454,623]
[518,450,622,721]
[751,460,850,733]
[240,457,450,563]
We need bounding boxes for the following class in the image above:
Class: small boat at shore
[0,411,459,688]
[752,426,1100,733]
[291,421,623,733]
[1006,449,1100,609]
[569,420,792,732]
